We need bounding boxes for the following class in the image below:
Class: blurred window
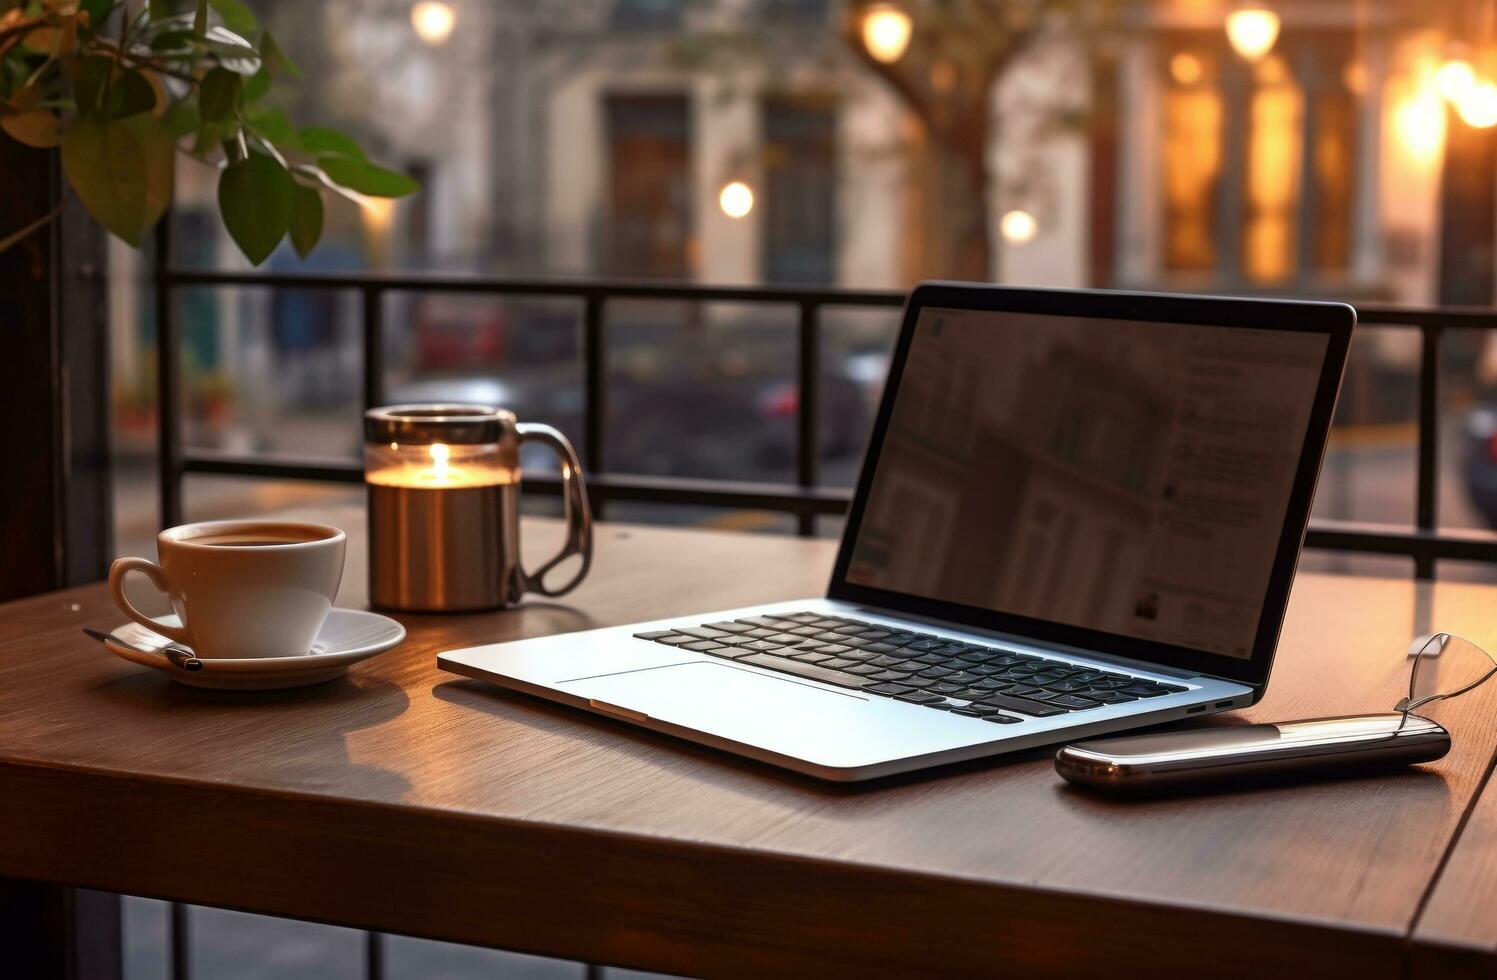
[763,96,838,284]
[1162,48,1223,271]
[1161,34,1357,285]
[604,94,694,278]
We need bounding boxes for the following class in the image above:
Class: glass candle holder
[364,404,592,611]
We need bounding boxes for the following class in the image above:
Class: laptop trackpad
[560,661,889,767]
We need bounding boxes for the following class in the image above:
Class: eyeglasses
[1396,633,1497,723]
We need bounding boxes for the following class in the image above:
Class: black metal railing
[153,257,1497,579]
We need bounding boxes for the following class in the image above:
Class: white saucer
[103,609,406,690]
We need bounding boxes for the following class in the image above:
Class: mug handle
[108,557,191,645]
[516,423,594,598]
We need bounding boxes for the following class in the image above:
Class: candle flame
[429,442,451,480]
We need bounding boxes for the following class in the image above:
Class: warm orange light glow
[1170,52,1204,86]
[1226,6,1280,62]
[1394,80,1447,168]
[1457,80,1497,127]
[1438,59,1477,104]
[1000,210,1039,244]
[410,1,456,45]
[862,4,912,64]
[718,180,754,218]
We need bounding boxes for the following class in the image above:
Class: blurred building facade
[106,0,1497,440]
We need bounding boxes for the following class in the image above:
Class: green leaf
[1,109,62,148]
[161,94,199,138]
[207,0,257,37]
[218,151,293,264]
[198,66,239,121]
[259,31,301,79]
[192,0,207,37]
[299,127,365,160]
[150,28,196,51]
[241,66,269,103]
[201,25,260,74]
[289,182,322,258]
[105,69,156,119]
[71,55,112,116]
[191,116,235,155]
[123,113,174,230]
[316,155,419,198]
[62,118,148,245]
[245,105,299,151]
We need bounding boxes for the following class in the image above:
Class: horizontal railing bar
[182,453,1497,560]
[159,270,908,307]
[1305,520,1497,564]
[181,453,851,516]
[157,270,1497,327]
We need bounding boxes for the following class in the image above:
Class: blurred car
[412,295,508,370]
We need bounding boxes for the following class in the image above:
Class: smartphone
[1055,713,1450,792]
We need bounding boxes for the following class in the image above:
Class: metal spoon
[83,627,204,672]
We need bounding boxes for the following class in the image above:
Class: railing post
[154,217,183,530]
[796,301,820,537]
[361,285,384,411]
[1415,325,1440,580]
[583,294,606,520]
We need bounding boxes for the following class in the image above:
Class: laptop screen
[844,306,1331,661]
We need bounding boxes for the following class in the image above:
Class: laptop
[439,284,1354,781]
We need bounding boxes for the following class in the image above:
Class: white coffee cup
[108,520,347,660]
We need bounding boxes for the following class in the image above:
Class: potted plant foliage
[0,0,416,262]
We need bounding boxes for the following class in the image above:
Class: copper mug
[364,405,592,612]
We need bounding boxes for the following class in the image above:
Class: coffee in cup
[108,520,346,660]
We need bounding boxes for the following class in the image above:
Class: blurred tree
[842,0,1111,281]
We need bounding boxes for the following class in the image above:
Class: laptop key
[982,714,1024,725]
[926,682,965,695]
[842,663,883,676]
[703,621,755,634]
[895,691,943,704]
[736,652,865,689]
[976,693,1069,717]
[683,640,729,653]
[676,627,731,641]
[900,676,937,689]
[1120,685,1170,697]
[739,639,788,654]
[867,669,912,682]
[654,635,697,646]
[948,707,984,717]
[633,630,679,640]
[917,666,955,679]
[789,650,834,664]
[1047,695,1102,710]
[1085,690,1140,704]
[863,682,913,697]
[820,658,859,670]
[814,643,852,656]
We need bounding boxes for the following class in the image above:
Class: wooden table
[4,513,1497,978]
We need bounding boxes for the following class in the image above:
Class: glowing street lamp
[410,1,456,46]
[1438,59,1477,104]
[719,180,754,218]
[1226,6,1280,62]
[1457,80,1497,128]
[862,4,912,65]
[1000,210,1038,245]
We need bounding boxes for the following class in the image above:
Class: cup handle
[108,557,191,645]
[516,423,593,598]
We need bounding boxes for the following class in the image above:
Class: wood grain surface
[4,507,1497,977]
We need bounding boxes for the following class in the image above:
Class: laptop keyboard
[634,611,1188,724]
